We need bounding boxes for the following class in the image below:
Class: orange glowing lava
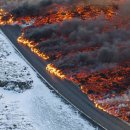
[0,9,14,25]
[46,64,66,79]
[33,4,117,27]
[17,33,49,60]
[1,0,130,124]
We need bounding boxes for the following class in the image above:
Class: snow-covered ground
[0,29,98,130]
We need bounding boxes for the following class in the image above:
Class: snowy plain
[0,29,98,130]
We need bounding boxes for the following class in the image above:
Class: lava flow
[1,0,130,124]
[0,9,14,25]
[46,64,66,79]
[17,33,49,60]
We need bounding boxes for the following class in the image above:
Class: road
[1,25,130,130]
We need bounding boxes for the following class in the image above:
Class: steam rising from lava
[1,0,130,123]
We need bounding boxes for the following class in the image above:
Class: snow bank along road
[1,25,130,130]
[0,28,98,130]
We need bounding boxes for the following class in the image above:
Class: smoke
[1,0,76,18]
[1,0,41,8]
[10,0,53,18]
[83,0,126,6]
[82,0,130,17]
[1,0,51,6]
[118,0,130,17]
[9,0,77,18]
[86,0,117,6]
[23,17,130,70]
[24,24,58,41]
[2,0,124,19]
[1,0,130,122]
[3,0,130,16]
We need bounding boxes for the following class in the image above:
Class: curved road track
[1,25,130,130]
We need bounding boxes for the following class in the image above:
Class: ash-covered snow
[0,29,98,130]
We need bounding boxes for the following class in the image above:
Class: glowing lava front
[17,33,49,60]
[46,64,66,79]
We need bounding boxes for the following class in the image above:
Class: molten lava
[1,0,130,124]
[28,4,116,27]
[1,3,117,27]
[0,9,14,25]
[46,64,66,79]
[17,33,49,60]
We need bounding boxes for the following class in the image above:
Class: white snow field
[0,29,98,130]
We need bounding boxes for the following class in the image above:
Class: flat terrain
[1,25,130,130]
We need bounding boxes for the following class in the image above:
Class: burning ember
[1,0,130,124]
